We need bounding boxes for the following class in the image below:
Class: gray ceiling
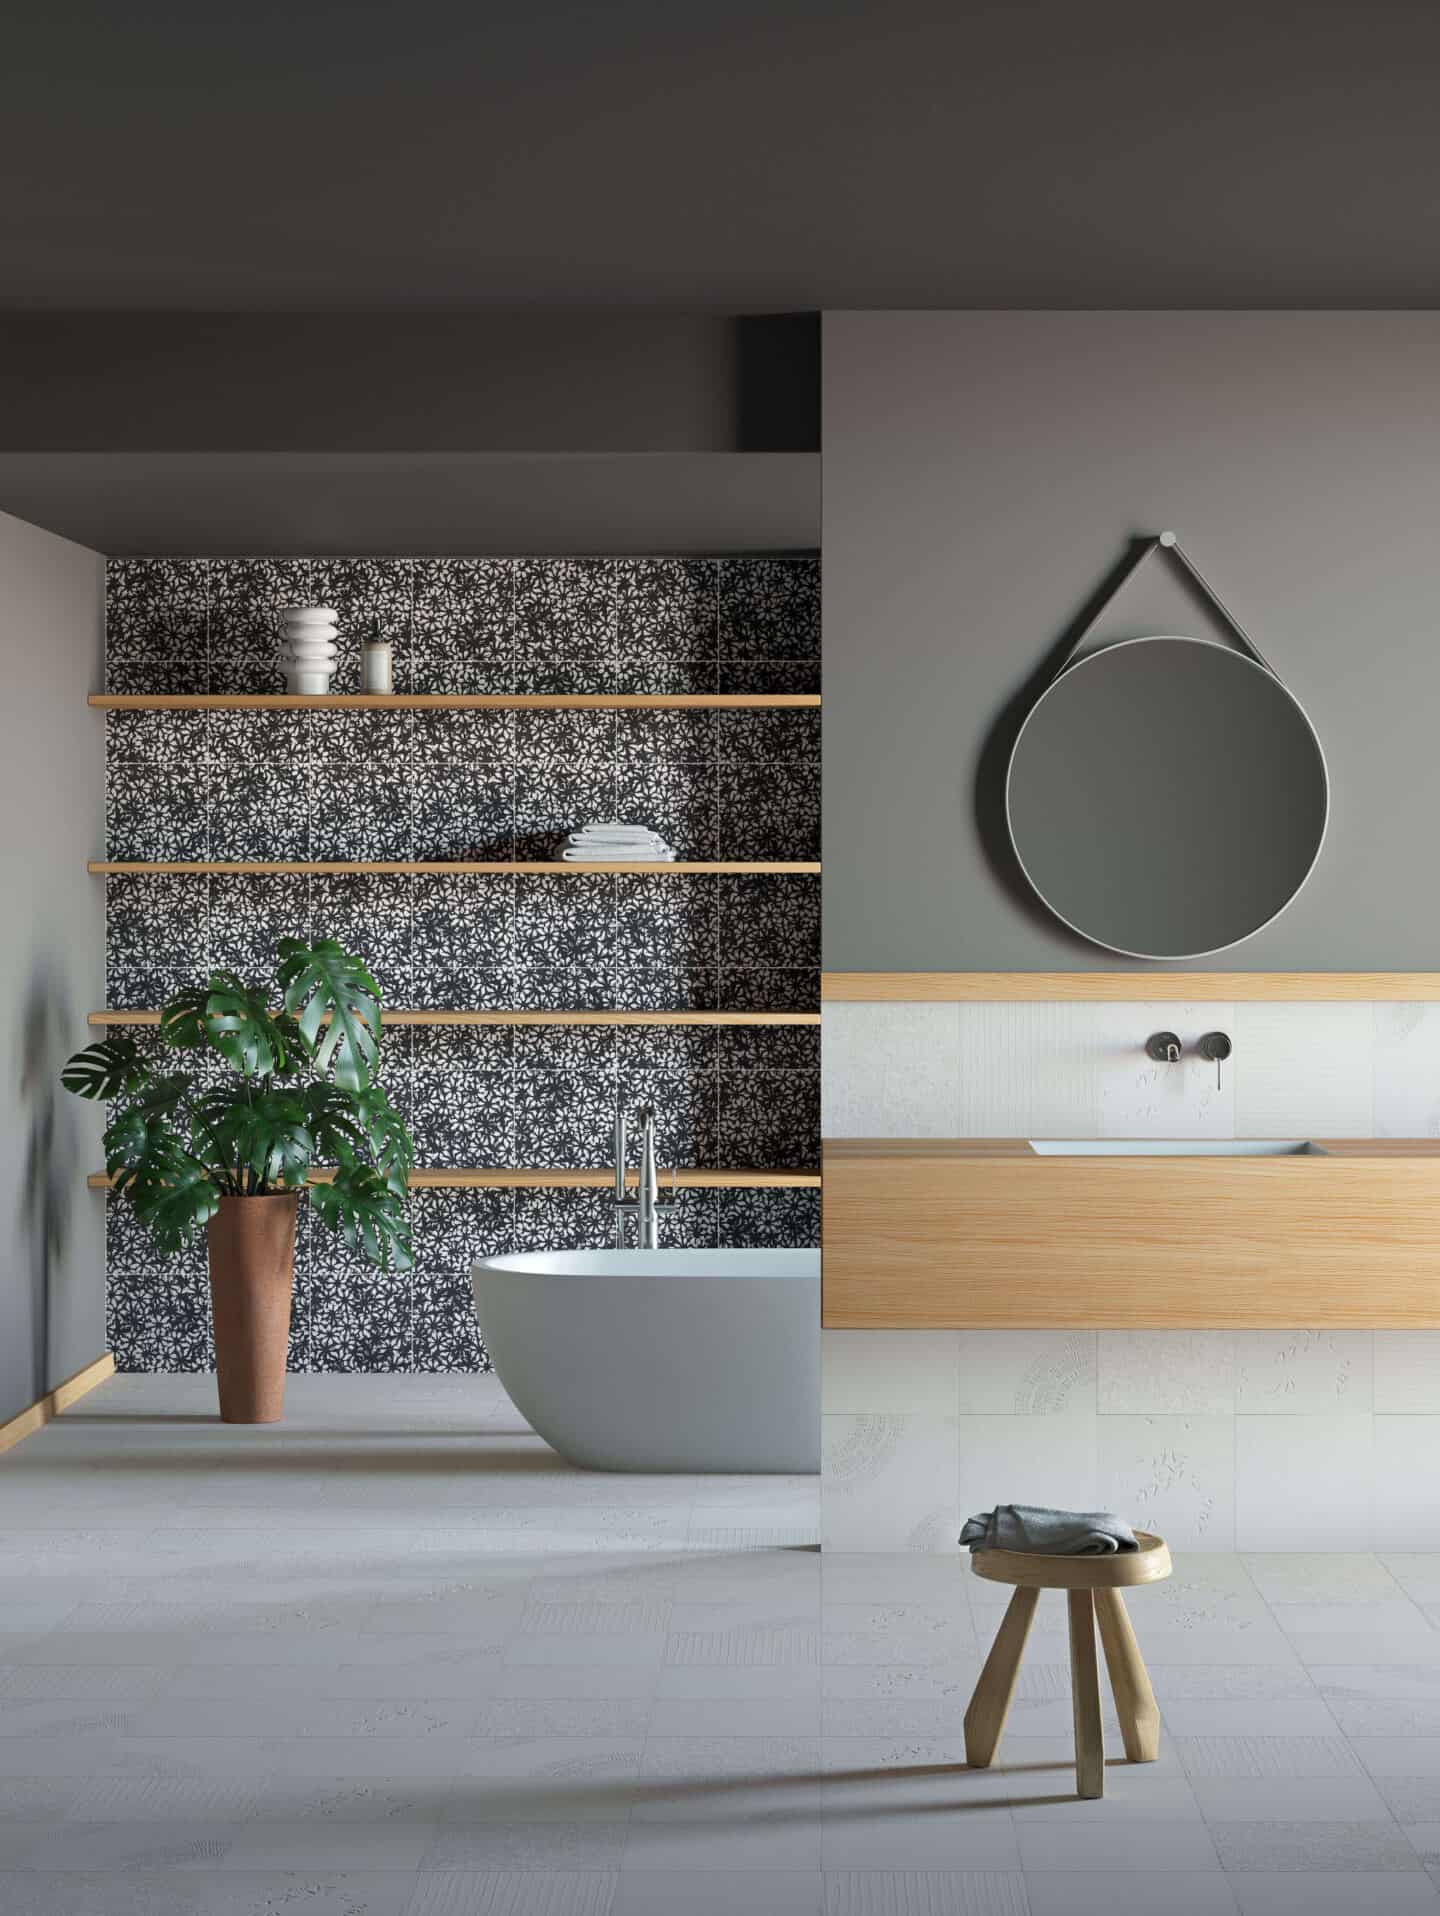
[7,0,1440,310]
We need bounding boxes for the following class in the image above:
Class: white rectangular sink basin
[1028,1139,1320,1156]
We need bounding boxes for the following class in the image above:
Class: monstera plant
[62,938,414,1424]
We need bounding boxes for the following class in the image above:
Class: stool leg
[1095,1587,1160,1762]
[964,1584,1039,1768]
[1067,1589,1104,1799]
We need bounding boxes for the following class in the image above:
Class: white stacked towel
[558,822,676,863]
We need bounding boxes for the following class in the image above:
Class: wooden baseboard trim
[822,972,1440,1003]
[0,1353,115,1457]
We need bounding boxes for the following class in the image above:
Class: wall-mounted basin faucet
[613,1102,677,1250]
[1198,1030,1232,1088]
[1146,1032,1183,1064]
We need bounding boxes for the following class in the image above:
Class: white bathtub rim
[473,1248,819,1281]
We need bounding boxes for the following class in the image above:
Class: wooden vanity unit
[822,1138,1440,1330]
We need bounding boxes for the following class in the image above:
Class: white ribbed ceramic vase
[277,606,339,695]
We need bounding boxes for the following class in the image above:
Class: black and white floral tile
[104,555,821,1375]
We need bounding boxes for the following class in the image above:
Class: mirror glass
[1006,636,1328,959]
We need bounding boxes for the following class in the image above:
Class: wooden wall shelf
[88,1009,820,1028]
[822,971,1440,1003]
[89,1168,822,1191]
[92,860,820,877]
[91,693,820,712]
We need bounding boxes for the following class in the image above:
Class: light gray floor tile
[1291,1636,1440,1668]
[820,1663,977,1703]
[1191,1776,1394,1821]
[821,1700,972,1739]
[625,1812,823,1870]
[0,1780,81,1825]
[14,1819,240,1869]
[648,1696,820,1735]
[65,1775,270,1822]
[505,1636,669,1669]
[1407,1826,1440,1866]
[614,1870,822,1913]
[1210,1821,1423,1871]
[1160,1701,1338,1736]
[1356,1739,1440,1777]
[220,1820,436,1871]
[401,1875,618,1916]
[0,1873,420,1916]
[1316,1667,1440,1701]
[1175,1735,1361,1778]
[1025,1873,1239,1914]
[1269,1602,1435,1638]
[1229,1874,1440,1912]
[1384,1560,1440,1604]
[123,1697,480,1739]
[824,1872,1030,1914]
[497,1666,662,1702]
[1149,1667,1318,1702]
[474,1700,653,1737]
[0,1664,172,1702]
[820,1807,1020,1872]
[1244,1556,1406,1603]
[1379,1780,1440,1824]
[419,1822,628,1869]
[1336,1701,1440,1735]
[1015,1819,1220,1870]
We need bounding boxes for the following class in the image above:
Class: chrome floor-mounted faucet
[613,1102,676,1250]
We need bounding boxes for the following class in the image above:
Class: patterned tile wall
[103,556,820,1374]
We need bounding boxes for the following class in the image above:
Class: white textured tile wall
[822,998,1440,1552]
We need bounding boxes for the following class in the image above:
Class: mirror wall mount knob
[1146,1032,1183,1064]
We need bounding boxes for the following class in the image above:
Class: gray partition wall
[822,311,1440,971]
[0,508,106,1421]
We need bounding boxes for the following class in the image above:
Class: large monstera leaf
[310,1165,413,1271]
[276,938,380,1092]
[193,1085,313,1192]
[299,1083,368,1169]
[352,1085,414,1189]
[205,980,292,1078]
[161,973,298,1078]
[122,1154,221,1251]
[105,1086,218,1252]
[62,1035,149,1101]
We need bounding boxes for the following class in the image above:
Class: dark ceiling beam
[0,312,819,454]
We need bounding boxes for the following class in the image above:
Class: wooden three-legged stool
[963,1529,1172,1799]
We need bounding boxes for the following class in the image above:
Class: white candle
[362,640,393,694]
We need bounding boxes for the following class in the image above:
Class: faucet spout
[639,1105,660,1249]
[613,1100,670,1251]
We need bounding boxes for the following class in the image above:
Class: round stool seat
[970,1529,1172,1591]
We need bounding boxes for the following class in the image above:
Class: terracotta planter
[208,1193,299,1424]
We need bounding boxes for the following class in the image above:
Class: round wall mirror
[1005,635,1328,959]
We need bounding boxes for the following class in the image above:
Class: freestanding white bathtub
[471,1248,820,1472]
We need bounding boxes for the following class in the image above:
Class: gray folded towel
[960,1504,1139,1555]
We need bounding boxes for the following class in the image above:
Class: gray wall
[0,508,106,1419]
[823,312,1440,971]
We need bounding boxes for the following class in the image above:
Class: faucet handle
[1198,1031,1232,1089]
[1146,1031,1183,1064]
